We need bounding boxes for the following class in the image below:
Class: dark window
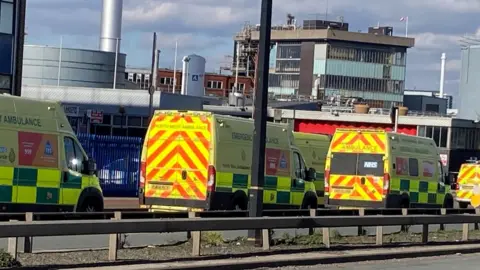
[408,158,419,176]
[113,115,126,126]
[433,127,440,147]
[90,124,111,136]
[0,34,13,74]
[330,153,357,175]
[128,116,142,127]
[293,152,306,179]
[439,127,447,148]
[128,127,147,138]
[112,127,127,136]
[102,114,111,125]
[64,137,85,173]
[357,154,384,177]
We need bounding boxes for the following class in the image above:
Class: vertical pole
[235,43,240,92]
[394,107,399,132]
[248,0,272,247]
[148,32,157,116]
[57,36,63,86]
[113,38,119,89]
[173,40,178,93]
[405,17,408,37]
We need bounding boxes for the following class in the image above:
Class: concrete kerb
[62,243,480,270]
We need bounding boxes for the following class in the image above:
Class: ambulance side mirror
[82,159,97,176]
[305,167,317,181]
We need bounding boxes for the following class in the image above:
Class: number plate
[333,188,352,194]
[462,185,474,190]
[148,184,173,191]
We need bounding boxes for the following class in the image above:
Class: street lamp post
[248,0,273,246]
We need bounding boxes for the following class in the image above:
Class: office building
[233,16,414,108]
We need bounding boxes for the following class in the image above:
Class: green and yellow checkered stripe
[214,171,306,206]
[390,179,447,205]
[0,166,87,206]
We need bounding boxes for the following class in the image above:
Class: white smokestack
[100,0,123,53]
[439,52,446,98]
[181,56,190,95]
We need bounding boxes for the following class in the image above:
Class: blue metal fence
[77,134,143,197]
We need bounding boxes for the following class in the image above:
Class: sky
[24,0,480,100]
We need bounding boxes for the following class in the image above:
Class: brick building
[125,67,254,97]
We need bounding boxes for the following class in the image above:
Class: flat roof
[235,29,414,48]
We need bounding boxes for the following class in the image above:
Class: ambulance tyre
[442,195,454,209]
[454,201,469,209]
[301,192,318,209]
[76,188,104,212]
[400,194,410,209]
[229,191,248,210]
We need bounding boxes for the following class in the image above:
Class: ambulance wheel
[301,193,318,209]
[230,191,248,211]
[400,195,410,209]
[77,197,104,212]
[442,195,454,209]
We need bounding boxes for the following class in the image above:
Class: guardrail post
[462,222,469,241]
[475,208,480,230]
[262,229,270,250]
[309,208,316,235]
[108,217,118,261]
[23,212,33,253]
[376,215,383,245]
[422,224,429,244]
[439,208,446,231]
[7,220,18,260]
[189,211,201,256]
[358,208,365,236]
[114,212,123,249]
[401,208,408,232]
[322,227,330,248]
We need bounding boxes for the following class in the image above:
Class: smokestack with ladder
[439,52,446,98]
[99,0,123,53]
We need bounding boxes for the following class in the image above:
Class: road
[270,253,480,269]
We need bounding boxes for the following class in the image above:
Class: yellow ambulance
[139,110,318,211]
[0,94,102,212]
[324,128,453,209]
[454,159,480,208]
[293,132,331,206]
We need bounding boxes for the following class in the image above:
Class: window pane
[408,158,419,176]
[440,127,448,148]
[0,34,13,74]
[0,74,10,89]
[330,153,357,175]
[113,115,126,126]
[433,127,440,146]
[0,2,14,34]
[357,154,384,177]
[128,116,142,127]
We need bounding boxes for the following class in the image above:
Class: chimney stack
[439,52,446,98]
[99,0,123,53]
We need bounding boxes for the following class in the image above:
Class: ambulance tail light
[207,165,216,192]
[324,169,330,193]
[140,161,146,189]
[383,173,390,195]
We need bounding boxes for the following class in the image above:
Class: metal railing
[3,208,480,262]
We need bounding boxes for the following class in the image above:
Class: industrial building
[233,16,414,108]
[22,0,126,89]
[403,89,452,115]
[458,45,480,121]
[0,0,26,95]
[125,67,254,97]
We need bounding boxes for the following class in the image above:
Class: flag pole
[405,16,408,37]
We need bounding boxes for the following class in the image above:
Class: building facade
[125,68,254,97]
[234,20,414,108]
[23,45,127,89]
[0,0,26,95]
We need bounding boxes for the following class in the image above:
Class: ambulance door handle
[63,171,69,182]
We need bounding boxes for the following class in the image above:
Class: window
[113,115,126,126]
[293,152,306,179]
[408,158,419,176]
[0,1,14,34]
[64,137,85,173]
[417,126,426,137]
[207,81,223,89]
[330,153,384,176]
[0,34,13,74]
[437,161,444,183]
[159,77,173,85]
[440,127,448,148]
[128,116,142,127]
[0,74,10,89]
[422,160,435,177]
[395,157,409,175]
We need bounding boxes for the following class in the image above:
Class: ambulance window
[73,141,85,172]
[293,152,306,179]
[64,137,85,173]
[408,158,419,176]
[438,161,444,182]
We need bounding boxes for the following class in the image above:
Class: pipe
[181,56,190,95]
[439,52,446,98]
[100,0,123,53]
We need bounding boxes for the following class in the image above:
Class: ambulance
[293,132,331,206]
[139,110,318,211]
[454,158,480,208]
[0,94,102,212]
[324,128,453,208]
